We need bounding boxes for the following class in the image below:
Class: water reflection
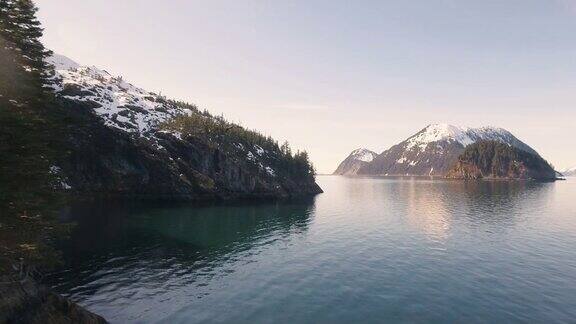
[48,199,315,313]
[46,178,575,324]
[331,177,553,241]
[399,180,553,239]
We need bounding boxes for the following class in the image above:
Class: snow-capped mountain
[350,124,540,176]
[562,166,576,177]
[333,148,377,175]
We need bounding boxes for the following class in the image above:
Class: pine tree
[280,141,292,157]
[0,0,62,274]
[0,0,53,91]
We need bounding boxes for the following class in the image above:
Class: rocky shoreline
[0,276,106,324]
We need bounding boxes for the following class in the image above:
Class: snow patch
[50,53,80,70]
[158,130,182,140]
[49,165,61,174]
[254,144,265,156]
[265,166,276,176]
[49,165,72,190]
[350,148,377,162]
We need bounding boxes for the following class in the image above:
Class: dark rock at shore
[0,276,106,324]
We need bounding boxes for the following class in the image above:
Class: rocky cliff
[48,55,322,200]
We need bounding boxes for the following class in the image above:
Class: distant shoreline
[320,174,565,182]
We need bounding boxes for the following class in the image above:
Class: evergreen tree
[0,0,53,92]
[0,0,62,274]
[280,141,292,157]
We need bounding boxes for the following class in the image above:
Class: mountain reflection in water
[47,177,576,323]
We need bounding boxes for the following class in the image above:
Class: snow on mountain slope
[406,124,537,155]
[350,148,377,162]
[48,54,192,136]
[333,148,378,175]
[354,124,541,176]
[406,124,474,150]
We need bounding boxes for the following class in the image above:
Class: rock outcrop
[0,276,106,324]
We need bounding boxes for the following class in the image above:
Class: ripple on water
[46,177,576,323]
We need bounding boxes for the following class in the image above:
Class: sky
[35,0,576,173]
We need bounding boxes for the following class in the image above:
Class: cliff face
[446,140,557,181]
[55,99,322,200]
[47,55,322,200]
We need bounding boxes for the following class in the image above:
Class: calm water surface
[48,176,576,323]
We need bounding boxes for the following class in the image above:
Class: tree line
[458,140,554,177]
[162,103,316,180]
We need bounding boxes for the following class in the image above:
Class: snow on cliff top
[50,53,80,70]
[406,124,513,151]
[48,54,192,136]
[350,148,377,162]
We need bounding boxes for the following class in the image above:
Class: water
[47,176,576,323]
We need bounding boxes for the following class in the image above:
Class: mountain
[333,148,377,175]
[446,140,557,181]
[562,166,576,177]
[47,54,322,199]
[351,124,539,176]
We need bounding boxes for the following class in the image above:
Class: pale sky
[36,0,576,173]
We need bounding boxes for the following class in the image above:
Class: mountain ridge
[336,124,543,176]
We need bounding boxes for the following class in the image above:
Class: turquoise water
[48,176,576,323]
